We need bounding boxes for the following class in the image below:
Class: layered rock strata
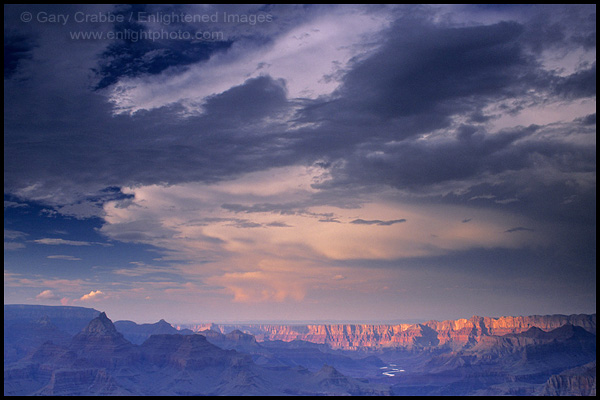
[190,314,596,350]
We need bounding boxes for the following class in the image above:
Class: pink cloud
[60,297,72,306]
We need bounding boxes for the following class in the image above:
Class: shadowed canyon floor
[4,305,596,396]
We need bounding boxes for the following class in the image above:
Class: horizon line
[4,304,596,326]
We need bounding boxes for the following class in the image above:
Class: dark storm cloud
[295,20,531,133]
[230,221,263,228]
[266,222,292,227]
[579,113,596,125]
[282,15,594,213]
[183,217,291,229]
[491,4,595,53]
[505,227,535,233]
[553,63,596,99]
[99,220,177,243]
[349,219,406,226]
[4,74,297,204]
[3,4,596,226]
[93,4,233,89]
[222,202,305,215]
[290,8,595,163]
[202,76,288,122]
[91,3,344,89]
[221,203,340,222]
[4,31,37,78]
[328,121,594,193]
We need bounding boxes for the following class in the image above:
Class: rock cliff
[70,312,139,368]
[114,319,194,345]
[4,307,595,396]
[541,361,596,396]
[196,313,596,350]
[4,304,100,335]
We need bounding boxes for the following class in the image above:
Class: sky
[4,4,596,324]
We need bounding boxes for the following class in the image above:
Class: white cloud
[33,238,92,246]
[4,229,27,240]
[4,230,27,250]
[47,255,82,261]
[4,242,25,250]
[3,273,89,292]
[36,289,61,300]
[32,238,111,246]
[4,200,28,208]
[79,290,106,302]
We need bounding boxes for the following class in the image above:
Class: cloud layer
[3,4,596,322]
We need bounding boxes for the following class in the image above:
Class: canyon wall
[185,314,596,350]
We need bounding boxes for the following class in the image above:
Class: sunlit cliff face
[186,314,596,350]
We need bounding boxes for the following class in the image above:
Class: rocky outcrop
[389,325,596,396]
[542,374,596,396]
[200,329,262,353]
[540,361,596,396]
[34,368,131,396]
[4,315,73,364]
[176,322,219,332]
[114,319,194,345]
[193,313,596,350]
[469,324,596,359]
[423,314,597,343]
[4,304,100,335]
[140,333,251,371]
[70,312,139,368]
[4,305,100,364]
[304,364,390,396]
[5,307,595,396]
[4,311,391,396]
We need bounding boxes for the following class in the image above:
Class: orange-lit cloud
[78,290,106,302]
[100,165,550,305]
